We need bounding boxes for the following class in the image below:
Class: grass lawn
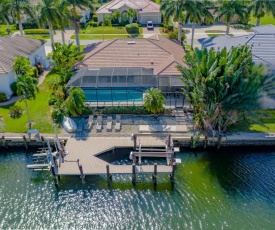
[249,14,275,26]
[0,70,58,133]
[71,34,143,40]
[230,110,275,133]
[205,30,234,37]
[25,34,50,40]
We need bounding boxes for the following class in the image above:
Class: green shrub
[89,21,98,27]
[31,66,39,78]
[79,22,86,29]
[16,22,38,29]
[101,106,151,115]
[167,24,174,31]
[0,92,7,102]
[48,94,57,106]
[168,29,186,43]
[82,106,93,116]
[92,15,98,22]
[125,23,139,34]
[9,106,23,118]
[24,29,50,35]
[120,20,128,26]
[10,82,17,96]
[103,15,112,26]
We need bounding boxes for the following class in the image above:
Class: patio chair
[96,115,103,131]
[85,115,94,131]
[115,115,121,131]
[106,116,112,131]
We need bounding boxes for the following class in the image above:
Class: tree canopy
[144,88,165,115]
[178,46,275,136]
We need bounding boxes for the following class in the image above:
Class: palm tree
[185,0,213,49]
[8,0,33,36]
[161,0,187,43]
[144,88,165,115]
[62,0,93,51]
[13,56,31,75]
[35,0,62,47]
[126,9,137,24]
[16,75,39,129]
[215,0,247,35]
[249,0,275,26]
[0,1,12,34]
[112,10,121,24]
[65,87,86,116]
[58,2,72,44]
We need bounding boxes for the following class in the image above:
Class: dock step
[27,164,50,169]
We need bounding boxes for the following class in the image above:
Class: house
[0,36,50,99]
[68,35,186,106]
[96,0,161,25]
[202,25,275,74]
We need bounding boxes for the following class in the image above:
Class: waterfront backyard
[0,147,275,228]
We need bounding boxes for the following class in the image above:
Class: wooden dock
[57,136,174,176]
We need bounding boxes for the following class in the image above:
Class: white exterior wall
[97,13,112,24]
[28,46,50,69]
[0,71,16,99]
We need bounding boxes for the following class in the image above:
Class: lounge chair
[96,115,103,131]
[115,115,121,131]
[85,115,94,131]
[106,116,112,131]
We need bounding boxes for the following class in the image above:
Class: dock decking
[57,136,173,176]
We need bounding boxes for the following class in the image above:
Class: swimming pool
[83,87,147,102]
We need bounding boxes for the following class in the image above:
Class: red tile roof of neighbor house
[79,35,186,76]
[97,0,160,14]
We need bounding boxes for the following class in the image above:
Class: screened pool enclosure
[67,67,185,107]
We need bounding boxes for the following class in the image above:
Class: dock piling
[79,164,85,184]
[132,164,136,184]
[2,136,7,148]
[106,164,112,184]
[204,136,208,148]
[170,162,176,182]
[152,163,157,184]
[23,135,28,149]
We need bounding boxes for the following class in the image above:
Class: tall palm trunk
[25,99,31,129]
[6,21,10,34]
[48,21,55,47]
[61,30,65,44]
[178,18,182,44]
[256,17,260,26]
[191,22,195,49]
[73,6,80,51]
[226,23,230,35]
[17,12,24,36]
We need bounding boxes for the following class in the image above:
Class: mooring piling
[152,163,157,184]
[23,135,28,149]
[79,164,85,184]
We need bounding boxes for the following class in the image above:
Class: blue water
[83,87,146,102]
[1,148,275,229]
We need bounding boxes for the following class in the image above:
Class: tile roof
[202,25,275,71]
[97,0,160,14]
[78,35,186,76]
[0,35,44,74]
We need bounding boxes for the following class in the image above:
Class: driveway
[142,26,160,38]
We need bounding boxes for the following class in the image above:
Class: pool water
[83,87,146,102]
[1,147,275,229]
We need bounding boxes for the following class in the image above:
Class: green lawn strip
[230,110,275,133]
[71,34,143,40]
[25,34,50,40]
[249,14,275,26]
[0,70,59,133]
[81,25,142,34]
[205,30,234,37]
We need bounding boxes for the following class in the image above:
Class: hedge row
[0,92,7,102]
[24,29,49,34]
[101,106,151,115]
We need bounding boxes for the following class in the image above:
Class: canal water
[0,147,275,229]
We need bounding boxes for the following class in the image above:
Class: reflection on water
[0,147,275,229]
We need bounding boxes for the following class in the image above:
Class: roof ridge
[81,39,118,62]
[156,59,177,75]
[128,0,142,9]
[147,36,172,55]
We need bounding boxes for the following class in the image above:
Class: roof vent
[151,60,154,64]
[127,41,136,44]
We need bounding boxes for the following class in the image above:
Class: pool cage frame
[67,67,185,108]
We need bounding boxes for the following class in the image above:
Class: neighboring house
[96,0,161,25]
[68,35,186,106]
[0,36,50,99]
[202,25,275,74]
